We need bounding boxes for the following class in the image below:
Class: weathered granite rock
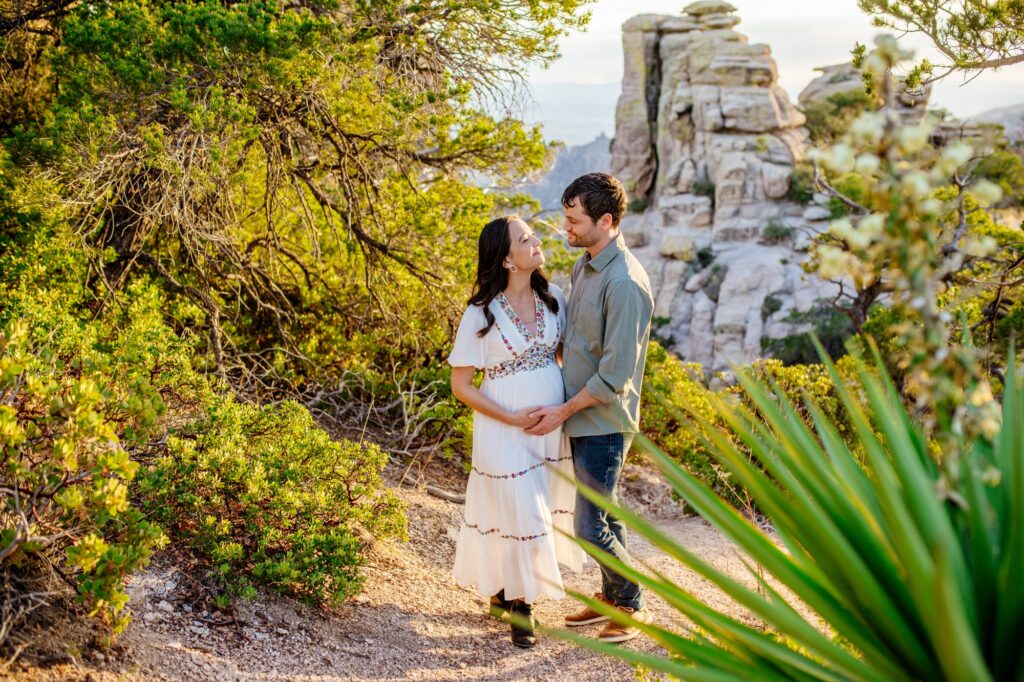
[803,205,830,221]
[700,13,741,29]
[720,86,805,131]
[761,161,791,199]
[798,63,862,106]
[659,231,696,261]
[609,5,837,370]
[656,33,697,192]
[685,0,738,15]
[691,42,774,87]
[686,291,716,368]
[661,16,701,33]
[619,214,651,248]
[653,260,691,318]
[610,27,660,199]
[657,194,713,228]
[800,62,933,125]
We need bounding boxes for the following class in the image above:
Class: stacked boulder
[798,62,932,125]
[612,1,835,371]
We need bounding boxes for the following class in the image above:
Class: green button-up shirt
[562,235,654,437]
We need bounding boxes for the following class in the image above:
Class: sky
[519,0,1024,146]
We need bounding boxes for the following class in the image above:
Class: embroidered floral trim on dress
[471,454,572,480]
[485,344,557,380]
[497,291,546,342]
[463,508,573,541]
[464,523,547,542]
[486,295,561,380]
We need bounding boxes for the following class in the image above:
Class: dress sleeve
[448,305,487,369]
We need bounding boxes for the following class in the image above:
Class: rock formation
[611,1,839,371]
[798,62,931,125]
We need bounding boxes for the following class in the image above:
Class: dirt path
[7,463,779,682]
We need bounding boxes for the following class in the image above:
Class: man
[527,172,655,643]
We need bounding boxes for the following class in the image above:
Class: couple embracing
[448,173,655,648]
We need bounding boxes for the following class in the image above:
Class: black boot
[510,600,537,648]
[488,589,512,619]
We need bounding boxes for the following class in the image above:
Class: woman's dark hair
[467,216,559,338]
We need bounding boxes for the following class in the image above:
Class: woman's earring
[506,262,518,274]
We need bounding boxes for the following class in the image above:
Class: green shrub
[640,343,728,505]
[760,294,783,321]
[138,395,407,606]
[1,172,404,647]
[701,263,728,303]
[761,302,856,364]
[692,179,715,197]
[641,343,855,511]
[0,317,173,641]
[802,87,876,146]
[628,197,649,213]
[0,220,197,642]
[787,161,816,204]
[760,219,793,244]
[828,172,871,218]
[696,245,716,269]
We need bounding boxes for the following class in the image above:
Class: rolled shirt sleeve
[584,279,653,403]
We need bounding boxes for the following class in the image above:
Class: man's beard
[568,231,596,248]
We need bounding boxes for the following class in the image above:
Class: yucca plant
[550,342,1023,682]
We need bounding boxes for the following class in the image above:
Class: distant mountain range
[970,103,1024,148]
[519,133,612,213]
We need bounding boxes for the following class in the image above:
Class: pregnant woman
[448,215,583,648]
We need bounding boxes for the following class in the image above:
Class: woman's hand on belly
[507,406,543,429]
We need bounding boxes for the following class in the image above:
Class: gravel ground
[5,461,800,682]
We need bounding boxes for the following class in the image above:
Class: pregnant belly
[480,362,565,411]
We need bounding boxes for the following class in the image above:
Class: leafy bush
[761,302,856,364]
[787,161,816,204]
[696,245,716,269]
[628,197,649,213]
[641,343,854,511]
[0,217,198,644]
[802,87,876,146]
[138,395,407,607]
[5,0,585,409]
[701,264,728,303]
[760,219,793,244]
[828,172,871,218]
[640,344,724,503]
[1,166,406,649]
[760,294,782,321]
[692,179,715,197]
[0,317,173,643]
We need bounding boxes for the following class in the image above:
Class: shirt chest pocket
[574,299,604,353]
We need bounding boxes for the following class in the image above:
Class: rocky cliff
[612,1,838,371]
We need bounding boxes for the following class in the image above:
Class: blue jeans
[570,433,643,610]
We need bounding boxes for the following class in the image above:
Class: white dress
[448,284,584,603]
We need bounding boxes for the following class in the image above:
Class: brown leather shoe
[596,607,652,643]
[564,592,613,627]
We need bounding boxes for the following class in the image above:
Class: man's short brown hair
[561,173,629,228]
